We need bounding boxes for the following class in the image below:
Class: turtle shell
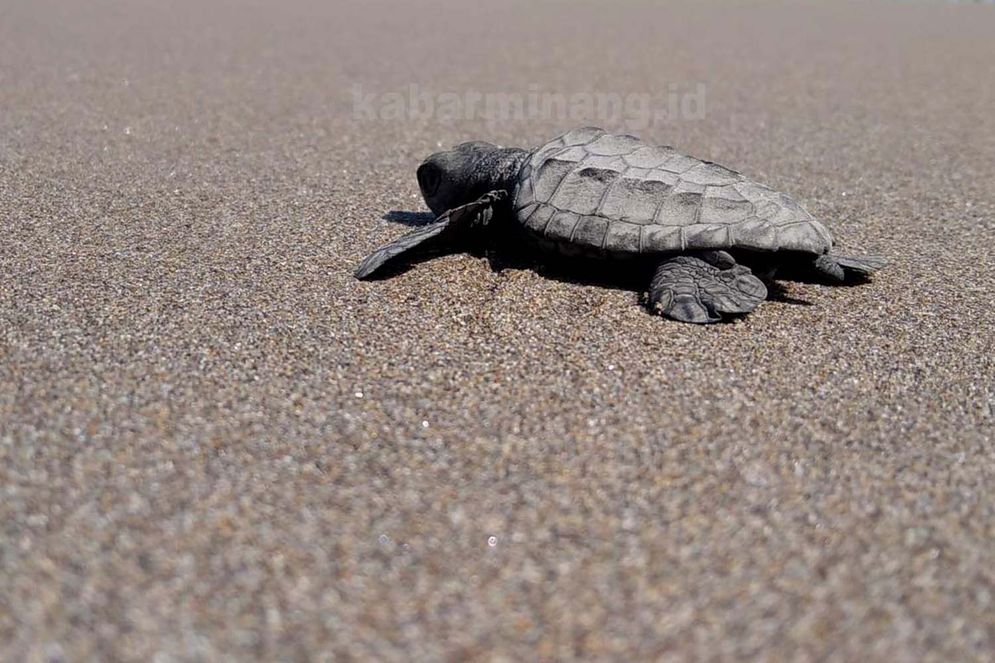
[513,127,833,257]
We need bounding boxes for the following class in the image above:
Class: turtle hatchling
[355,127,885,324]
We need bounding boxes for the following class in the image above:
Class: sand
[1,0,994,659]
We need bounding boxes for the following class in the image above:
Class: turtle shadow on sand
[475,234,647,294]
[383,210,436,227]
[381,211,644,293]
[764,281,814,306]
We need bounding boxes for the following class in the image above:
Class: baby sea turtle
[356,127,884,324]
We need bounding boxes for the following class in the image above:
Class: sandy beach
[2,0,994,658]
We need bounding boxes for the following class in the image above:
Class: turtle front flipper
[647,251,768,324]
[354,190,506,280]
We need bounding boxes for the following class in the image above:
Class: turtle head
[417,141,526,216]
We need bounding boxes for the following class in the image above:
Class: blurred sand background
[1,0,994,659]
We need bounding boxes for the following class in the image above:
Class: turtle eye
[417,163,441,197]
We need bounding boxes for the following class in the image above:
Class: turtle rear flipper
[354,190,505,280]
[813,254,887,283]
[647,252,768,324]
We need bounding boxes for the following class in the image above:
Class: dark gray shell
[513,127,833,257]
